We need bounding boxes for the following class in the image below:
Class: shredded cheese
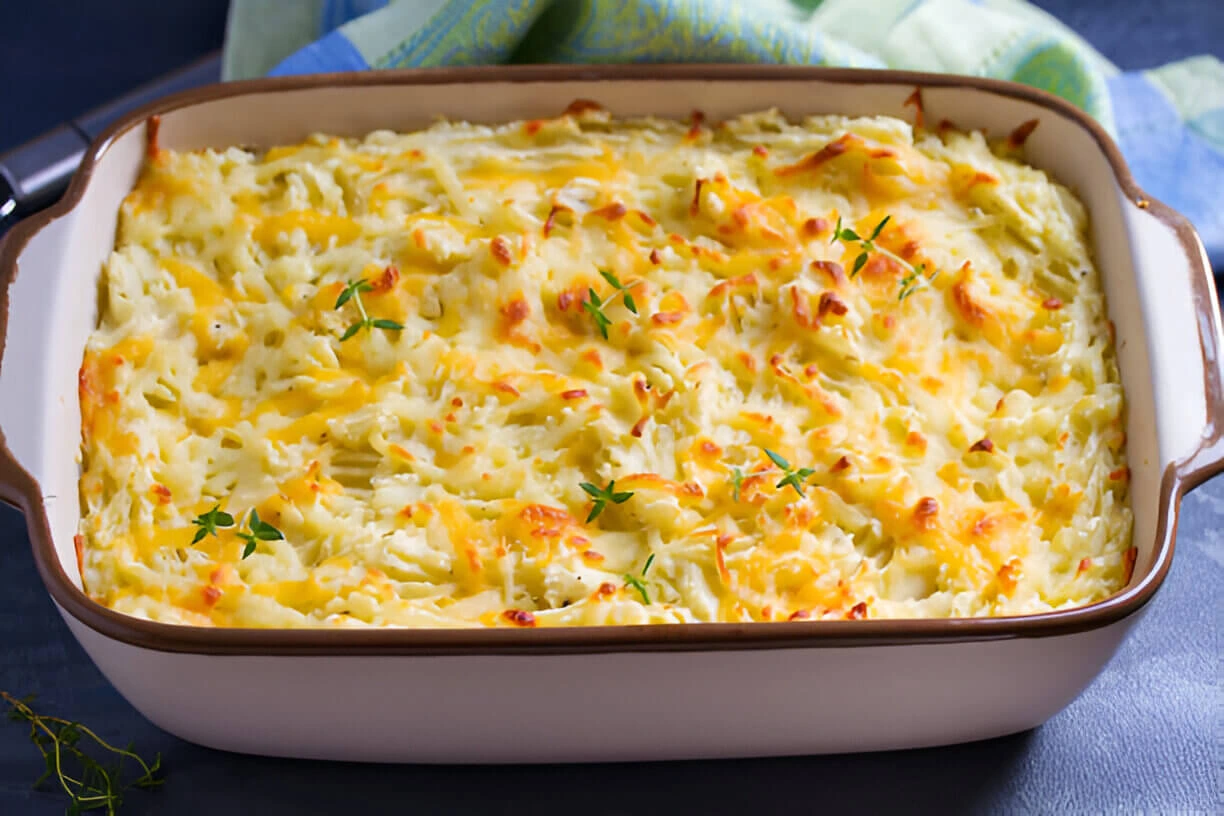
[78,107,1132,628]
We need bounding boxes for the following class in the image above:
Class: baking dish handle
[0,210,71,504]
[1127,200,1224,490]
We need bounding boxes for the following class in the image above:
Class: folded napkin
[224,0,1224,268]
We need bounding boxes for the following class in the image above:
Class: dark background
[1,2,1221,813]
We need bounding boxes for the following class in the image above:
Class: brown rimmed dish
[0,65,1219,761]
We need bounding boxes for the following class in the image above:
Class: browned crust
[0,64,1218,656]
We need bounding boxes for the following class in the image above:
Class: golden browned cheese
[78,107,1132,627]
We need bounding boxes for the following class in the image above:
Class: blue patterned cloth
[223,0,1224,268]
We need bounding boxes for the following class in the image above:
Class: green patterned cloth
[223,0,1224,266]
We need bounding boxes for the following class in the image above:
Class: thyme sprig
[189,506,283,560]
[897,268,929,301]
[581,289,613,339]
[763,449,816,498]
[335,278,403,341]
[579,479,634,523]
[597,269,642,315]
[190,505,233,545]
[728,451,815,500]
[831,214,938,300]
[2,691,163,815]
[235,509,284,560]
[624,553,656,604]
[583,270,643,339]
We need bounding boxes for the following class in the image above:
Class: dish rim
[0,63,1219,656]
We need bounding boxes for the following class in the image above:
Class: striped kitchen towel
[223,0,1224,268]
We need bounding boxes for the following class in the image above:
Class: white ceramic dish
[0,66,1219,763]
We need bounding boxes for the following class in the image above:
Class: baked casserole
[76,104,1134,628]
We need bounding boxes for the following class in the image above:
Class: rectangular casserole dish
[0,65,1219,763]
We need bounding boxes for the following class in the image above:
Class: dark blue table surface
[1,2,1221,813]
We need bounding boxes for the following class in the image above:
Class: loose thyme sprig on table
[2,691,163,816]
[624,553,656,604]
[189,506,284,559]
[579,479,634,522]
[335,278,404,341]
[831,214,939,301]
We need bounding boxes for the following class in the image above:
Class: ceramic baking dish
[0,66,1219,763]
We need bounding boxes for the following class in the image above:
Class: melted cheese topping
[78,108,1133,628]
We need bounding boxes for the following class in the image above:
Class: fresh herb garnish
[2,691,163,815]
[623,553,656,604]
[189,505,283,558]
[763,449,815,498]
[235,509,284,560]
[897,264,931,301]
[190,505,234,544]
[597,269,643,315]
[579,479,633,523]
[581,288,613,339]
[831,214,888,277]
[831,214,938,299]
[731,467,744,502]
[583,272,644,339]
[335,278,403,341]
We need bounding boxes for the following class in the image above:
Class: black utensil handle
[0,52,221,229]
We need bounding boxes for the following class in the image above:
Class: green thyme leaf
[763,449,791,470]
[763,449,815,498]
[598,269,623,289]
[777,472,807,497]
[898,264,936,301]
[334,278,372,310]
[190,505,235,545]
[852,252,868,277]
[624,574,650,604]
[642,553,656,575]
[250,510,275,538]
[335,278,397,340]
[582,289,612,339]
[252,526,284,543]
[371,318,404,331]
[581,478,634,523]
[869,214,891,241]
[596,269,643,318]
[236,509,284,558]
[731,467,744,502]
